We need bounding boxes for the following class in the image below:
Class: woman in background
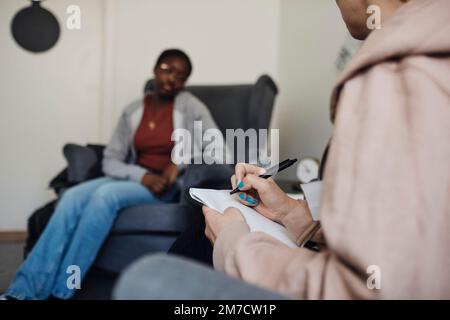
[2,49,223,300]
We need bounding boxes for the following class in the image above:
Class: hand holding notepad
[189,188,298,248]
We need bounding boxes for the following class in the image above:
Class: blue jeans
[6,177,178,300]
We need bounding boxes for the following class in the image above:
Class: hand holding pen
[230,159,297,195]
[229,160,300,223]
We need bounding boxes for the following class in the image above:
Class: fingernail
[239,193,246,200]
[237,181,244,189]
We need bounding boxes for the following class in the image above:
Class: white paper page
[300,181,322,221]
[190,188,297,248]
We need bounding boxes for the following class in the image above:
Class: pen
[230,158,298,195]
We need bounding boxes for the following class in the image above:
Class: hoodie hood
[330,0,450,121]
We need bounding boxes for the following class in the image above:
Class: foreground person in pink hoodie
[114,0,450,299]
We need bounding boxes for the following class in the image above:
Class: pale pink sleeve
[213,222,370,299]
[279,199,323,247]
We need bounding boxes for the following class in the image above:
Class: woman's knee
[51,184,94,223]
[59,178,110,204]
[93,180,157,206]
[88,182,138,212]
[92,183,118,202]
[58,184,89,210]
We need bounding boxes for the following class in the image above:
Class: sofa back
[144,75,278,135]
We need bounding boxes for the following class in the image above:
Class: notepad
[189,188,297,248]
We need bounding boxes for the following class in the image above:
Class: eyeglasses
[157,63,188,82]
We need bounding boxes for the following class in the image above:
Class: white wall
[0,0,103,230]
[272,0,348,179]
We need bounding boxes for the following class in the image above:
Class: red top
[134,96,174,172]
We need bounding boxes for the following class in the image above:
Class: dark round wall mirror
[11,0,60,53]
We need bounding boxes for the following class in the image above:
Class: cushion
[63,143,104,183]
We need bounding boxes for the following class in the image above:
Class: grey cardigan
[102,91,224,182]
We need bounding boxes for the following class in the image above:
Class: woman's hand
[141,172,167,194]
[231,163,300,223]
[203,206,245,245]
[162,163,179,186]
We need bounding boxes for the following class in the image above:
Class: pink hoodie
[213,0,450,299]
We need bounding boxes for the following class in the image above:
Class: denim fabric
[6,177,178,300]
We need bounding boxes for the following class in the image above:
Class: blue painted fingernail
[239,193,245,200]
[237,181,244,189]
[246,197,253,203]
